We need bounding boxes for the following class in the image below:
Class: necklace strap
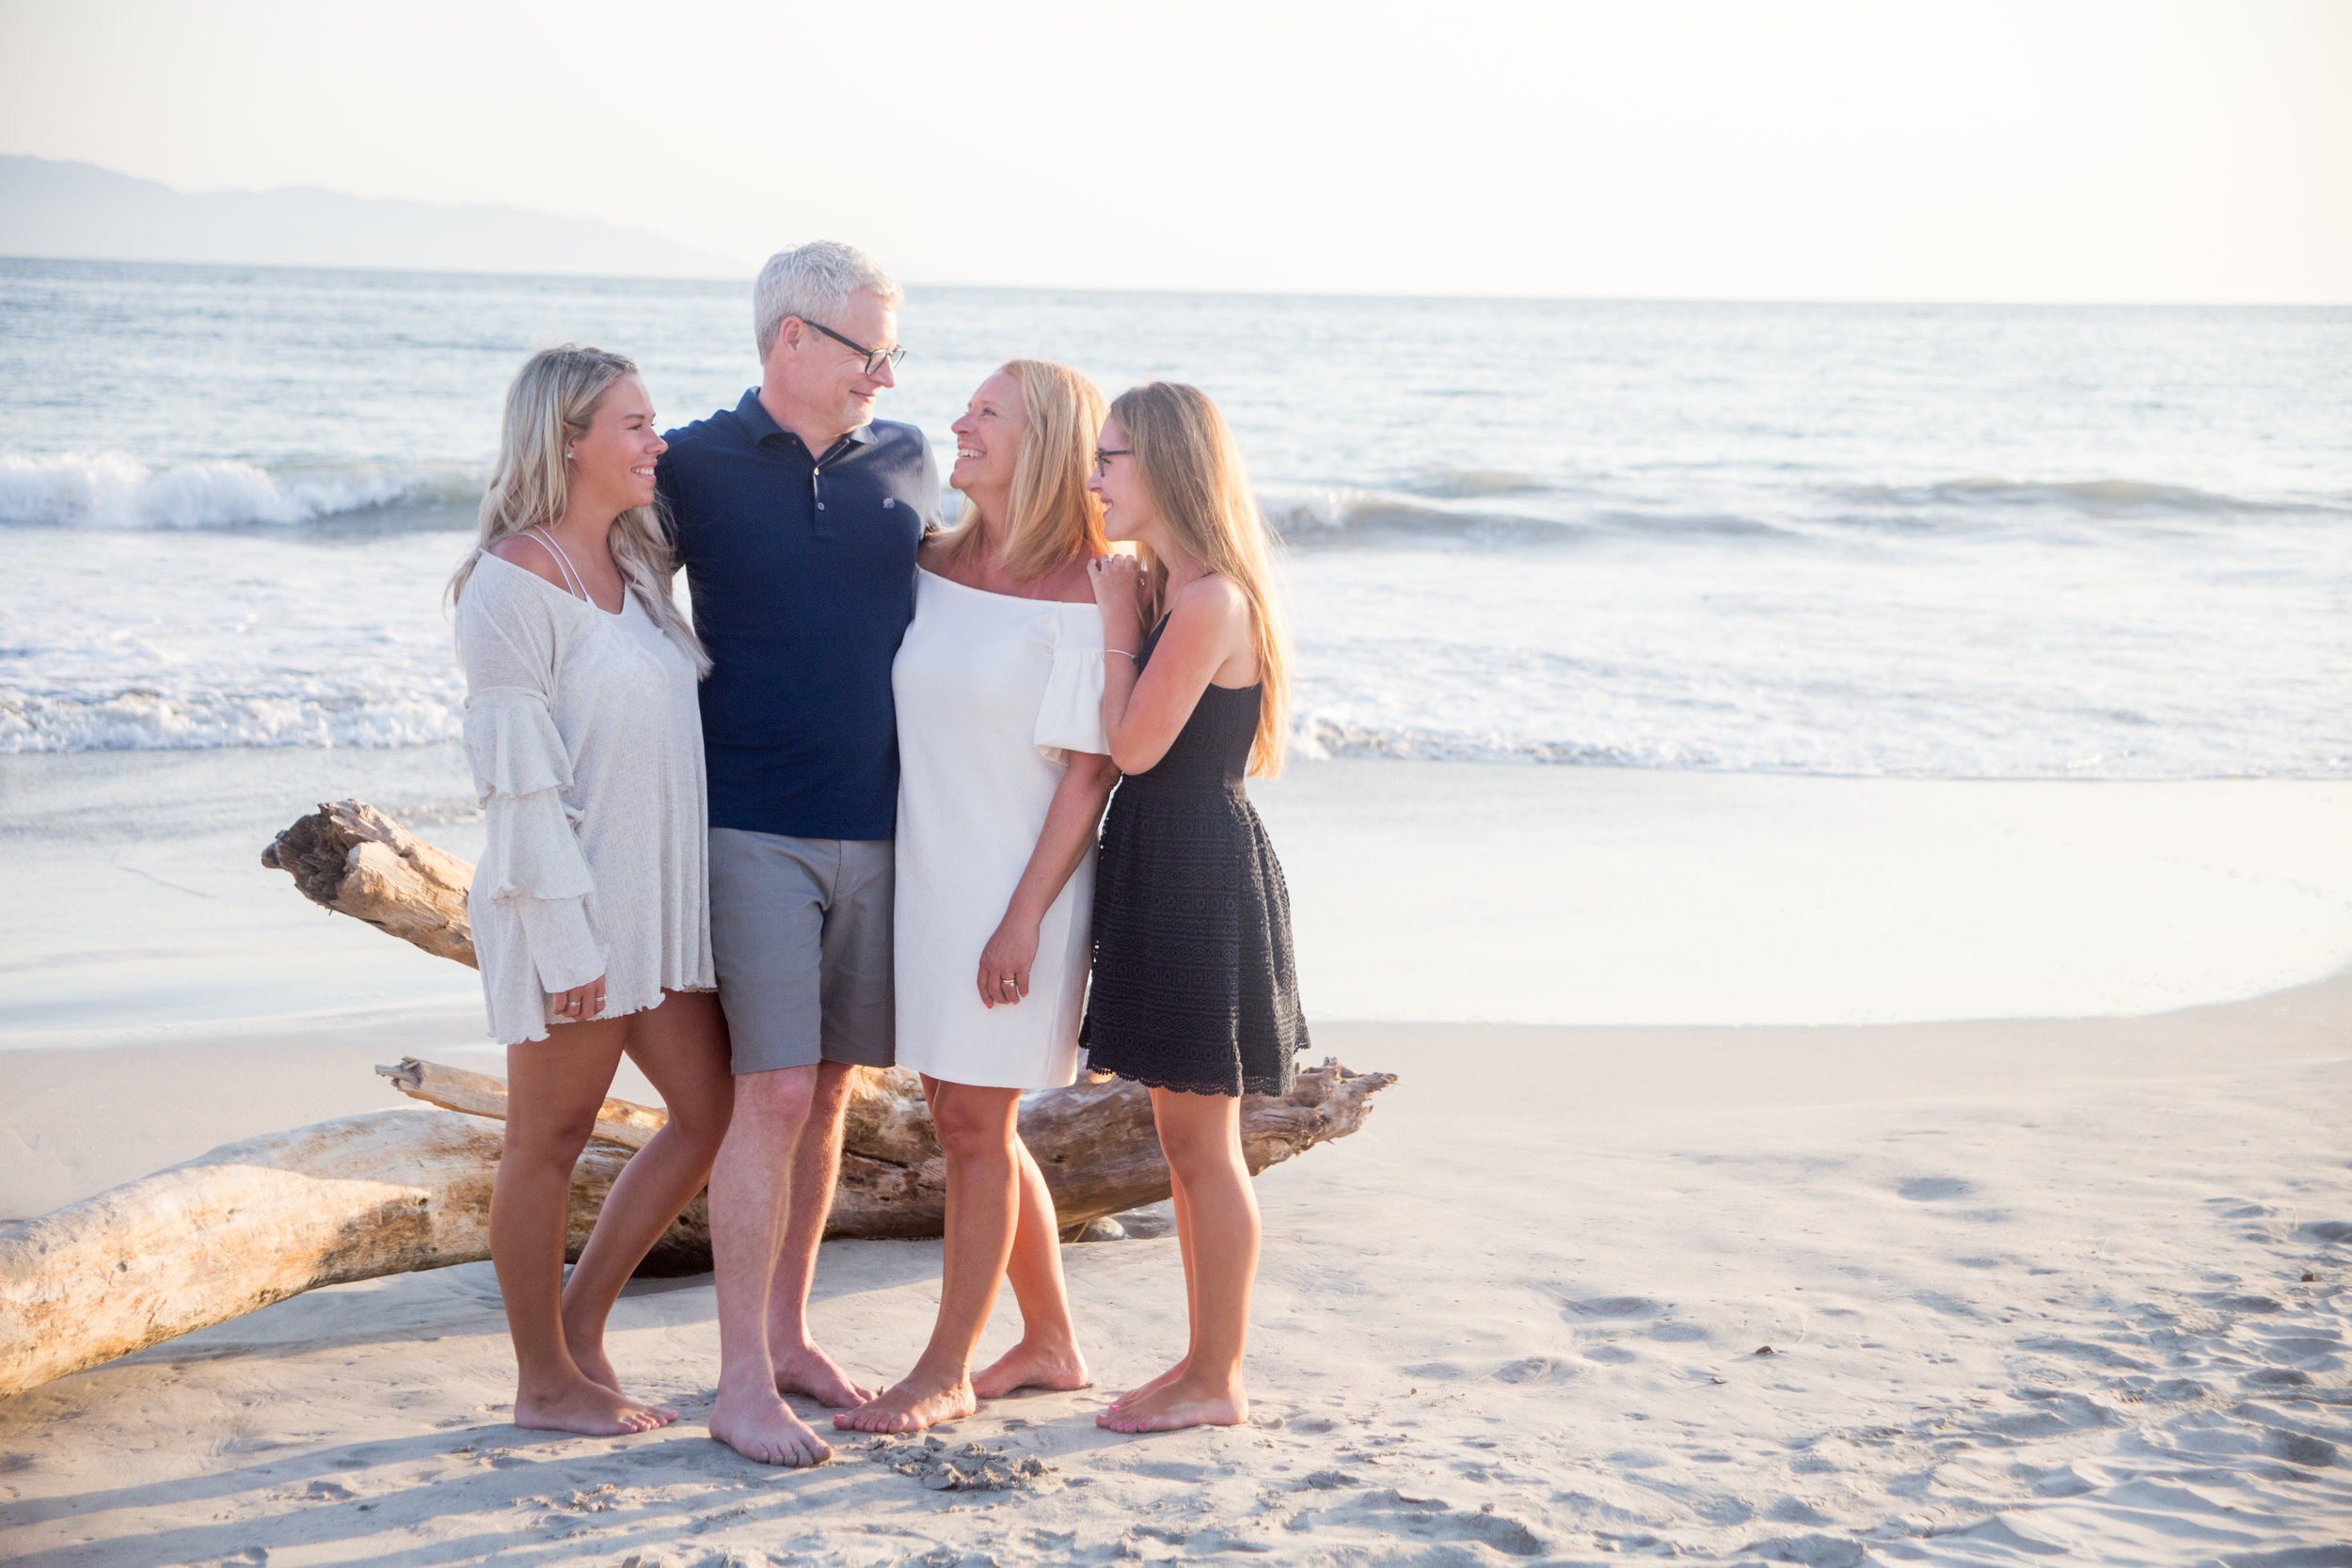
[525,528,590,602]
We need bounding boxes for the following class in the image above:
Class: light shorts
[707,828,896,1075]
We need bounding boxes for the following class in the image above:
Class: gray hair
[752,241,903,360]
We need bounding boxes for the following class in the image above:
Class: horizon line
[5,252,2348,312]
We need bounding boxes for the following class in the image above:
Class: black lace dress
[1081,617,1309,1096]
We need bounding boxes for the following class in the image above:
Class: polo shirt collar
[734,388,880,451]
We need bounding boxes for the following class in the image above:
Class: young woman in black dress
[1083,382,1308,1434]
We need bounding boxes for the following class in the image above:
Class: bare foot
[513,1377,674,1437]
[709,1383,832,1467]
[566,1336,620,1394]
[973,1338,1091,1400]
[833,1371,978,1433]
[772,1339,879,1408]
[1095,1374,1247,1434]
[1107,1356,1189,1411]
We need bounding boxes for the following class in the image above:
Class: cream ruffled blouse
[454,552,713,1044]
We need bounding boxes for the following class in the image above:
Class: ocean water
[3,256,2346,777]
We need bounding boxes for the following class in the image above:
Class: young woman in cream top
[448,345,732,1437]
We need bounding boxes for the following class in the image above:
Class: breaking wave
[1260,486,1788,546]
[1838,477,2338,519]
[0,687,465,753]
[0,452,478,530]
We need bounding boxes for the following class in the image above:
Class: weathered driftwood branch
[377,1056,667,1148]
[262,799,476,967]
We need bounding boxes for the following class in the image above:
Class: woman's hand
[1089,555,1142,642]
[977,914,1041,1008]
[548,974,607,1025]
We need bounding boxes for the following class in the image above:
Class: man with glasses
[658,240,939,1466]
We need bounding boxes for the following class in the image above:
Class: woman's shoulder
[459,549,566,631]
[1037,552,1102,606]
[1171,571,1248,621]
[486,535,573,592]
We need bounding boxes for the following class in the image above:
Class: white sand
[3,983,2347,1564]
[3,756,2349,1563]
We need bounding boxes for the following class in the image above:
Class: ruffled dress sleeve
[455,569,602,1040]
[1035,611,1110,767]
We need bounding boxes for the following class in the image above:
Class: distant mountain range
[0,155,744,278]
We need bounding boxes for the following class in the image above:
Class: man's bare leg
[973,1138,1091,1398]
[764,1058,880,1407]
[707,1066,834,1466]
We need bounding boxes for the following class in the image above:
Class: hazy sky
[3,0,2346,301]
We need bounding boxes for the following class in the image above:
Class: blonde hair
[448,345,708,675]
[1109,382,1291,778]
[931,359,1108,582]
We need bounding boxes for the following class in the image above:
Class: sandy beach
[4,756,2348,1564]
[2,983,2347,1565]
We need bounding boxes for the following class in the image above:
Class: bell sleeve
[1034,617,1110,768]
[455,579,603,1006]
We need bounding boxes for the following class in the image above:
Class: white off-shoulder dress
[891,568,1108,1089]
[454,552,714,1045]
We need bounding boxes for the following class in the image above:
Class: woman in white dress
[836,360,1120,1433]
[448,345,734,1437]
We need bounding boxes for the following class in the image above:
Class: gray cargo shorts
[708,828,896,1075]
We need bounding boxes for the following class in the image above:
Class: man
[658,241,938,1466]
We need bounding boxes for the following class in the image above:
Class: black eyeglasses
[1092,447,1133,478]
[803,318,908,376]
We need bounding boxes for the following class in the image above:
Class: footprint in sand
[1492,1356,1570,1384]
[1563,1295,1664,1320]
[1898,1176,1974,1201]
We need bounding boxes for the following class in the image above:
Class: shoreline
[8,750,2349,1048]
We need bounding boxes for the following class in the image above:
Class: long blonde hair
[448,344,708,674]
[1111,381,1291,778]
[930,359,1108,581]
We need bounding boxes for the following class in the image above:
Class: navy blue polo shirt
[659,388,939,840]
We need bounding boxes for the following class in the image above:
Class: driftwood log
[0,1055,1391,1400]
[0,801,1395,1400]
[262,799,475,967]
[0,1109,701,1402]
[269,799,1396,1234]
[378,1053,1395,1241]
